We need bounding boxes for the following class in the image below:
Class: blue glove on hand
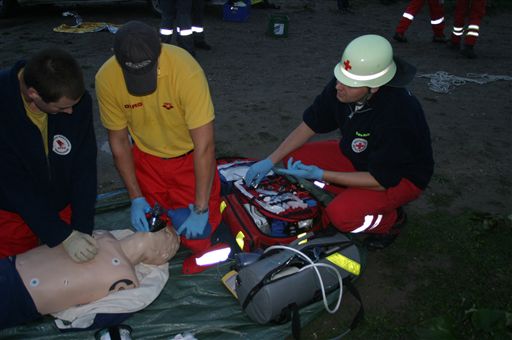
[276,157,324,181]
[168,204,211,240]
[130,197,151,232]
[244,158,274,187]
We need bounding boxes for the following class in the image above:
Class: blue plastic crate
[223,0,251,22]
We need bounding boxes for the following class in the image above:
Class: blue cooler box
[223,0,251,22]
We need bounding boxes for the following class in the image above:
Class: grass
[300,210,512,339]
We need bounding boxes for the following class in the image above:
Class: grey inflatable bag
[236,233,360,324]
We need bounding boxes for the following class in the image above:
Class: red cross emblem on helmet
[343,60,352,71]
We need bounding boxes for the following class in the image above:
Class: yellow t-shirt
[22,94,48,155]
[95,44,214,158]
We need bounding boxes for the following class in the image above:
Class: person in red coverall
[393,0,447,43]
[245,35,434,250]
[449,0,486,58]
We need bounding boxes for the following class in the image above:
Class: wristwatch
[193,205,209,215]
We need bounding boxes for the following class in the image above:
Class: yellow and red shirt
[95,44,214,158]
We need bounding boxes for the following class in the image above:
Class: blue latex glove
[168,204,211,239]
[130,197,151,232]
[276,157,324,180]
[244,158,274,187]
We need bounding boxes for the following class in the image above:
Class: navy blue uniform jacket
[303,78,434,190]
[0,61,97,247]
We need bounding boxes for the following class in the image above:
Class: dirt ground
[2,0,510,216]
[0,0,511,336]
[1,0,510,215]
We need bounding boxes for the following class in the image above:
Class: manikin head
[120,227,180,266]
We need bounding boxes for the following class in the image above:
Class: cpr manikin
[1,227,180,329]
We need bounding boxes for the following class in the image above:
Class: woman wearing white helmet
[245,34,434,249]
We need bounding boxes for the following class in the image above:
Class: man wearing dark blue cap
[95,21,220,274]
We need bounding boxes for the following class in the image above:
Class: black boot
[193,31,212,50]
[194,37,212,50]
[432,35,448,43]
[363,207,407,251]
[177,35,196,57]
[337,0,353,13]
[447,40,460,50]
[393,32,408,43]
[460,44,477,59]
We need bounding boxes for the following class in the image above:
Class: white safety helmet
[334,34,397,88]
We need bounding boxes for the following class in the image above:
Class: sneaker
[363,207,407,251]
[460,44,477,59]
[393,32,407,43]
[194,40,212,50]
[432,35,448,43]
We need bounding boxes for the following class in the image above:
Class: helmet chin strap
[354,88,373,111]
[359,88,374,104]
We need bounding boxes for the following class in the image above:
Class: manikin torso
[16,232,138,315]
[15,228,179,315]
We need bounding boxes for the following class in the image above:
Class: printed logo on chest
[124,102,143,109]
[52,135,72,155]
[162,102,174,110]
[351,138,368,153]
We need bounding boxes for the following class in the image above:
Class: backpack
[218,158,327,252]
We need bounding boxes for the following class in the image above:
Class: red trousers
[285,140,423,234]
[451,0,486,46]
[395,0,445,37]
[0,205,72,258]
[133,145,221,254]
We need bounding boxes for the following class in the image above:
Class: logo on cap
[125,59,152,71]
[53,135,72,155]
[343,60,352,71]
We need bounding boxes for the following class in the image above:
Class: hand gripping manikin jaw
[142,228,180,265]
[334,34,397,88]
[121,227,181,266]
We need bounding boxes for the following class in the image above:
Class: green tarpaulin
[0,205,344,340]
